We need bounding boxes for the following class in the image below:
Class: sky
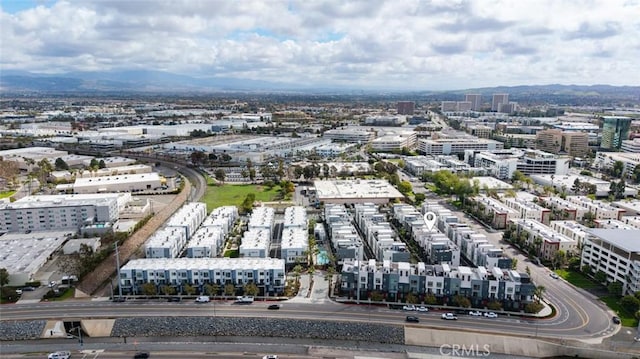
[1,0,639,90]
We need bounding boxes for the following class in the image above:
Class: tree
[190,151,206,165]
[424,292,437,305]
[241,193,256,214]
[397,180,412,195]
[243,282,259,296]
[487,300,502,310]
[633,164,640,184]
[612,160,625,178]
[54,158,69,171]
[621,295,640,313]
[161,285,176,296]
[511,258,518,270]
[183,284,196,296]
[594,270,607,284]
[214,168,226,185]
[224,283,236,296]
[0,268,9,289]
[293,165,304,180]
[240,169,248,179]
[141,283,157,296]
[221,153,232,162]
[414,192,425,204]
[249,168,256,183]
[552,250,567,269]
[204,283,219,296]
[571,178,581,194]
[98,160,106,169]
[533,285,546,302]
[406,292,419,304]
[607,282,623,297]
[453,295,471,308]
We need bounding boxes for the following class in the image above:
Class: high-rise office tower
[396,101,415,115]
[492,93,509,112]
[601,116,632,150]
[464,94,482,111]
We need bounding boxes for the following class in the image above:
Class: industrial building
[58,172,164,194]
[314,179,404,205]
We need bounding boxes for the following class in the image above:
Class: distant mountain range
[1,70,639,103]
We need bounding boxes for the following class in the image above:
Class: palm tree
[533,285,546,302]
[324,266,337,297]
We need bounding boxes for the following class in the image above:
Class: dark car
[167,297,182,302]
[112,296,127,302]
[267,304,281,310]
[405,315,420,323]
[612,316,621,324]
[22,286,36,291]
[133,352,150,359]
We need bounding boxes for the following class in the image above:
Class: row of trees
[136,281,260,297]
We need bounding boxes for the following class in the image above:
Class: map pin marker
[424,211,437,231]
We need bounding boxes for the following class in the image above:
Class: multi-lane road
[0,295,617,341]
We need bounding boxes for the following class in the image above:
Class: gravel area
[111,317,404,344]
[0,320,46,340]
[1,317,404,344]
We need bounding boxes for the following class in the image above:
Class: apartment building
[418,138,503,155]
[594,152,640,178]
[464,94,482,111]
[509,219,577,260]
[540,196,584,221]
[201,206,238,235]
[356,204,409,263]
[248,206,275,233]
[185,227,224,258]
[324,204,364,263]
[340,259,536,309]
[566,196,625,220]
[280,227,308,265]
[549,221,590,248]
[535,129,563,154]
[516,150,570,177]
[0,194,120,233]
[144,227,188,259]
[165,202,208,240]
[492,94,509,112]
[621,138,640,153]
[240,229,271,258]
[535,129,589,157]
[581,229,640,295]
[594,219,639,230]
[503,196,551,225]
[468,195,519,229]
[119,257,286,295]
[396,101,415,115]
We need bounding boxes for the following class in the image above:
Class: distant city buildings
[491,94,509,112]
[464,94,482,111]
[601,116,631,150]
[535,129,589,157]
[466,149,570,179]
[396,101,415,115]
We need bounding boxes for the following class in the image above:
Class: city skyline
[1,0,639,91]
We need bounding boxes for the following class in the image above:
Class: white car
[15,289,22,295]
[550,273,559,279]
[416,306,429,312]
[402,305,416,311]
[441,313,458,320]
[469,310,482,316]
[48,281,57,288]
[48,351,71,359]
[484,312,498,318]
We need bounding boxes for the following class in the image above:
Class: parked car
[484,312,498,318]
[48,351,71,359]
[441,313,458,320]
[405,315,420,323]
[416,306,429,312]
[15,289,22,295]
[402,304,416,311]
[112,296,127,302]
[167,297,182,302]
[48,281,58,288]
[612,316,621,324]
[22,286,36,291]
[469,310,482,316]
[133,351,150,359]
[267,304,281,310]
[262,355,278,359]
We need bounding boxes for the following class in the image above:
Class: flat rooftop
[588,229,640,253]
[314,179,403,200]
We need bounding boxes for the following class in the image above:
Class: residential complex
[418,138,503,155]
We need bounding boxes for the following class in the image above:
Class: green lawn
[600,295,638,327]
[202,183,282,211]
[0,190,16,199]
[555,269,600,289]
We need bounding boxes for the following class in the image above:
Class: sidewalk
[286,270,336,305]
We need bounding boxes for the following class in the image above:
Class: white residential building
[509,219,578,260]
[248,206,275,234]
[240,229,271,258]
[165,202,208,240]
[549,221,590,248]
[186,227,224,258]
[281,227,308,264]
[566,196,625,220]
[502,195,551,224]
[201,206,238,235]
[145,227,188,259]
[581,229,640,295]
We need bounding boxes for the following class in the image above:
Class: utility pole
[115,242,123,298]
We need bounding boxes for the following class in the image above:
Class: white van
[48,351,71,359]
[195,295,210,303]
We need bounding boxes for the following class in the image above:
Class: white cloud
[1,0,638,90]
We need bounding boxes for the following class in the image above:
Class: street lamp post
[115,242,123,298]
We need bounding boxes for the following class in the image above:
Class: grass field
[555,269,600,289]
[0,190,16,199]
[201,183,282,212]
[600,295,638,327]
